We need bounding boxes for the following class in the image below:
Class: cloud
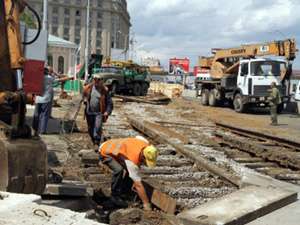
[127,0,300,69]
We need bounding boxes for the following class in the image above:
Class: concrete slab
[181,89,197,99]
[240,170,300,194]
[177,186,297,225]
[43,183,94,197]
[247,200,300,225]
[0,192,106,225]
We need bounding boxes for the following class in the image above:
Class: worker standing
[268,82,281,126]
[83,74,113,150]
[32,68,73,136]
[99,136,158,210]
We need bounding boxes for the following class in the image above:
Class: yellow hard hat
[143,145,158,168]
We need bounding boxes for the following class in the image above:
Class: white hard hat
[93,73,103,79]
[135,135,149,144]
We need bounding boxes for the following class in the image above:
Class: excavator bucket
[0,137,47,194]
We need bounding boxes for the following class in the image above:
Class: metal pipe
[42,0,48,31]
[16,70,23,90]
[84,0,90,83]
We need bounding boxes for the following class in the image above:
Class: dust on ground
[168,98,300,142]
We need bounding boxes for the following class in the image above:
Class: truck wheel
[233,94,245,113]
[111,82,119,95]
[133,83,142,96]
[201,89,209,106]
[141,83,149,96]
[209,89,217,106]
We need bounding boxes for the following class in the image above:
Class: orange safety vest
[100,138,149,166]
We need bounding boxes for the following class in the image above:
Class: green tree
[20,11,37,29]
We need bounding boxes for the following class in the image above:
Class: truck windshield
[251,61,286,76]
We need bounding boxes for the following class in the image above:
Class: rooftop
[48,35,78,49]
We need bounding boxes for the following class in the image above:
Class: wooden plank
[142,181,177,214]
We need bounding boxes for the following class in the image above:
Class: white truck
[195,39,297,112]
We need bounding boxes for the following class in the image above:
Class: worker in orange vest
[99,136,158,210]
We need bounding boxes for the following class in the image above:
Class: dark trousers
[103,157,124,197]
[32,102,52,134]
[86,112,103,145]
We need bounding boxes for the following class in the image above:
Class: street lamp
[42,0,48,30]
[84,0,90,83]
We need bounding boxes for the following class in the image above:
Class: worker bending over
[83,74,113,149]
[99,136,158,210]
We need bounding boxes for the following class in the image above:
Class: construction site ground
[10,91,300,225]
[178,96,300,143]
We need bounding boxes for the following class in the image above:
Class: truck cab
[237,58,287,104]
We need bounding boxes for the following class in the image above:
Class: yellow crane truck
[0,0,47,194]
[195,39,297,112]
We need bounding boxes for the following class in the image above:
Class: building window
[52,6,58,14]
[58,56,64,74]
[64,28,69,36]
[75,38,80,45]
[52,26,58,36]
[97,21,102,29]
[64,0,70,4]
[97,0,103,8]
[76,10,81,17]
[64,8,70,15]
[96,49,101,55]
[52,16,58,24]
[64,18,70,26]
[48,55,53,67]
[97,12,102,20]
[96,40,101,48]
[75,19,81,26]
[75,28,81,36]
[76,0,81,5]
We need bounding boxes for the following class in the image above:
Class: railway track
[120,101,300,186]
[216,122,300,151]
[215,122,300,185]
[73,101,237,214]
[59,98,300,224]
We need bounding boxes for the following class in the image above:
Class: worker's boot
[110,195,128,208]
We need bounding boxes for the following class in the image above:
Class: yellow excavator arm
[0,0,47,195]
[3,0,26,69]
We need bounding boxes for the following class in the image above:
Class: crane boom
[199,39,297,79]
[213,39,297,61]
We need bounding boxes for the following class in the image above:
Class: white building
[27,0,131,62]
[48,34,77,74]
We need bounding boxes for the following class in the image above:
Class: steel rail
[215,122,300,151]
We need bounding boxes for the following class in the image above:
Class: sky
[127,0,300,70]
